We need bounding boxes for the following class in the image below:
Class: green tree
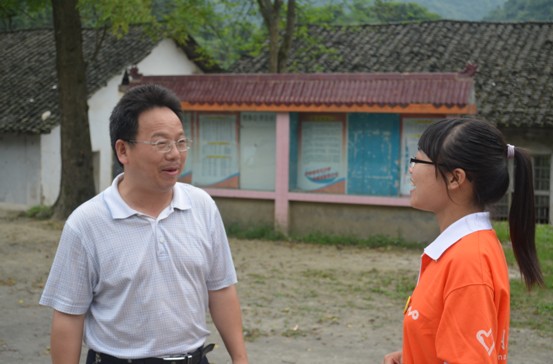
[0,0,51,30]
[371,0,441,22]
[257,0,297,72]
[485,0,553,21]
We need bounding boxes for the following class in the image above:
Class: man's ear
[115,140,129,165]
[447,168,468,190]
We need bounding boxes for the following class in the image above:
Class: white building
[0,27,221,211]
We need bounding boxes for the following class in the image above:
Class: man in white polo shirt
[40,84,248,364]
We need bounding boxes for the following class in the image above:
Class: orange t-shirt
[402,213,510,364]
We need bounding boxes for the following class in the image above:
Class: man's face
[120,106,187,194]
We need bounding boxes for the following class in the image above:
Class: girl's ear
[115,140,129,166]
[447,168,468,190]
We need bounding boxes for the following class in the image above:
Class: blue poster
[347,113,400,196]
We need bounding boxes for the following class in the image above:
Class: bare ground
[0,216,551,363]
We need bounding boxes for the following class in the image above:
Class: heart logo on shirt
[476,328,495,356]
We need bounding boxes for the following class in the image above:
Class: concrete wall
[289,202,438,243]
[213,196,439,242]
[214,198,275,228]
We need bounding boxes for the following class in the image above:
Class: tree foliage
[485,0,553,21]
[371,0,441,22]
[257,0,296,72]
[393,0,506,21]
[0,0,51,30]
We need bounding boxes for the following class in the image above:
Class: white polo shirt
[40,174,237,359]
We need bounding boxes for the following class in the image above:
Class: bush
[25,205,53,219]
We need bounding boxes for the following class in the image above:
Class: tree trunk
[257,0,296,73]
[277,0,296,73]
[258,0,282,73]
[51,0,95,219]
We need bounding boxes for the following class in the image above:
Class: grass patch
[226,223,287,240]
[294,232,418,249]
[493,221,553,335]
[24,205,53,219]
[281,326,309,338]
[243,327,265,342]
[226,223,419,249]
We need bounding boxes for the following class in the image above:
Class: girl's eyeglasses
[409,157,436,169]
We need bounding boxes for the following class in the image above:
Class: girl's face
[409,151,450,214]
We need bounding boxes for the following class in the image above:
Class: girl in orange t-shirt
[383,118,543,364]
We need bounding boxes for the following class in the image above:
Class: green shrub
[25,205,53,219]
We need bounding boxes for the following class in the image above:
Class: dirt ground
[1,215,551,364]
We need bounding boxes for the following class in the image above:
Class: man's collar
[103,173,191,219]
[424,212,492,261]
[103,173,135,219]
[171,183,191,211]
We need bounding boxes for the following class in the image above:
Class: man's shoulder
[66,192,109,226]
[175,182,213,200]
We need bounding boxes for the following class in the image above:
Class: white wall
[137,39,203,75]
[88,39,203,194]
[40,125,61,205]
[0,134,41,209]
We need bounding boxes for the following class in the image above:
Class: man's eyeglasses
[409,157,436,169]
[128,138,192,153]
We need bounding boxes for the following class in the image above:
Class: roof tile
[133,72,474,110]
[231,20,553,128]
[0,27,220,135]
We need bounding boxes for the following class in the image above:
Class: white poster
[239,112,276,190]
[192,114,239,187]
[400,118,437,195]
[298,119,346,192]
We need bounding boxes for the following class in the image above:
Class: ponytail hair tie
[507,144,515,159]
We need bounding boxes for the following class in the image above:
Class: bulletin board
[192,113,239,188]
[399,117,438,195]
[347,113,400,196]
[239,112,276,191]
[297,113,347,193]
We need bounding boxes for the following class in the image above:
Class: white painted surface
[40,126,61,205]
[0,134,41,207]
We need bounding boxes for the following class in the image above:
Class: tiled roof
[134,72,475,111]
[231,20,553,128]
[0,27,221,135]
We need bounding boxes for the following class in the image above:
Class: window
[491,155,551,224]
[534,155,551,224]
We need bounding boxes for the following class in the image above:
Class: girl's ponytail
[509,147,544,289]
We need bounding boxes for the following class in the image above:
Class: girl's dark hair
[109,84,184,166]
[418,118,544,289]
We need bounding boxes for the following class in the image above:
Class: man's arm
[208,285,248,364]
[50,310,85,364]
